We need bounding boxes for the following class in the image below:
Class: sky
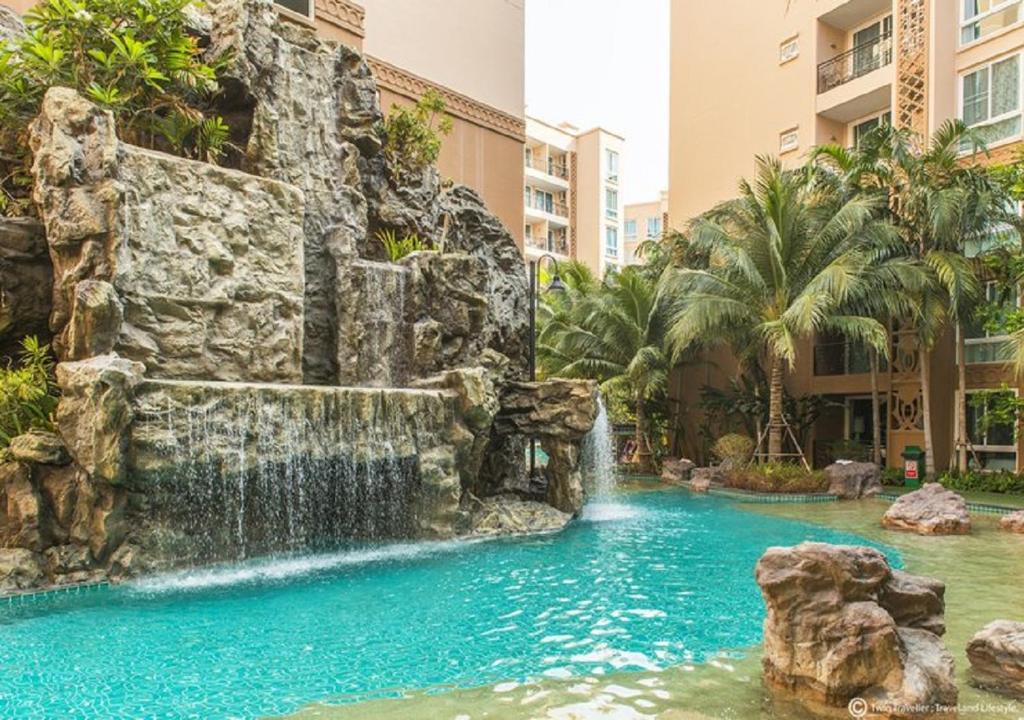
[524,0,669,205]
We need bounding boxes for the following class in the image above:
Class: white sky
[524,0,669,205]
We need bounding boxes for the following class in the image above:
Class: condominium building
[4,0,526,243]
[523,118,625,276]
[623,191,669,264]
[668,0,1024,472]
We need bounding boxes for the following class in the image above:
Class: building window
[851,16,893,77]
[606,150,619,182]
[966,390,1018,470]
[605,188,619,219]
[646,216,662,238]
[524,186,531,206]
[852,111,891,147]
[962,0,1023,45]
[964,281,1018,363]
[624,219,637,238]
[779,36,799,64]
[274,0,314,21]
[779,127,799,154]
[960,54,1022,149]
[605,227,619,257]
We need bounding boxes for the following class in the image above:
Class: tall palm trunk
[635,397,652,472]
[956,323,968,472]
[768,358,784,459]
[919,344,935,478]
[870,347,882,466]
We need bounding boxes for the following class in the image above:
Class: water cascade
[131,380,459,564]
[338,260,411,387]
[581,396,617,500]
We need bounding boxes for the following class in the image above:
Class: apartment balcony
[816,32,893,122]
[524,199,570,226]
[524,233,570,258]
[524,155,570,190]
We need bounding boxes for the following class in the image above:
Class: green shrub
[381,89,453,175]
[0,336,59,448]
[939,469,1024,495]
[724,462,828,494]
[376,228,431,262]
[0,0,230,214]
[711,433,755,466]
[881,467,904,487]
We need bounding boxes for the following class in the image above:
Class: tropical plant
[380,89,453,175]
[376,228,431,261]
[812,121,1022,475]
[0,336,59,448]
[660,156,898,462]
[723,462,827,494]
[939,468,1024,495]
[537,265,669,471]
[0,0,229,214]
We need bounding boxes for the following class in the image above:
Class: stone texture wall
[30,87,306,384]
[0,217,51,358]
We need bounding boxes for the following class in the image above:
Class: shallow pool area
[0,488,896,719]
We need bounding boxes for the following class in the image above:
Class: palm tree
[659,156,896,461]
[537,266,669,471]
[812,121,1020,474]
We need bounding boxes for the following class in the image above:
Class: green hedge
[723,463,828,494]
[938,469,1024,495]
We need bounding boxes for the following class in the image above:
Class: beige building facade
[5,0,526,244]
[524,118,625,276]
[669,0,1024,473]
[623,192,669,264]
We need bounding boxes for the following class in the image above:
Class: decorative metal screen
[895,0,929,136]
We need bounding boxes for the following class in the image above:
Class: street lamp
[528,253,566,476]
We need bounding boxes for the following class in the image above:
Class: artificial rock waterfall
[0,0,599,591]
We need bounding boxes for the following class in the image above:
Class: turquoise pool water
[0,490,897,719]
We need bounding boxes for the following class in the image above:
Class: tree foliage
[0,0,230,214]
[0,336,58,448]
[381,89,453,175]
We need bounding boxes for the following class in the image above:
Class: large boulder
[879,570,946,637]
[0,462,49,550]
[0,217,52,358]
[8,430,70,466]
[691,466,722,491]
[0,548,45,593]
[756,542,956,716]
[882,483,971,535]
[825,461,883,499]
[467,494,572,537]
[1000,510,1024,534]
[55,354,145,484]
[661,457,695,485]
[967,620,1024,700]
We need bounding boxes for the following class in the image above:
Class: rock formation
[825,461,883,499]
[0,218,52,357]
[1000,510,1024,533]
[1,0,597,591]
[966,620,1024,700]
[756,542,957,717]
[660,458,695,485]
[882,483,971,535]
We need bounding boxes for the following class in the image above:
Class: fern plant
[0,336,59,448]
[376,228,431,262]
[0,0,231,215]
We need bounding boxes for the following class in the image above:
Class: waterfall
[354,260,409,387]
[144,387,428,564]
[581,396,617,500]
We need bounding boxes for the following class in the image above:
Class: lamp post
[528,253,567,476]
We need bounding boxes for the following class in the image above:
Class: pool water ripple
[0,489,897,719]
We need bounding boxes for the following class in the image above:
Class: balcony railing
[526,198,569,218]
[813,340,887,376]
[526,234,569,256]
[525,155,569,180]
[817,32,893,94]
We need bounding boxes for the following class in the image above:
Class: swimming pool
[0,489,895,719]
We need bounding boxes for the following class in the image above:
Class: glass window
[779,36,799,64]
[606,150,619,181]
[852,111,891,147]
[852,16,893,77]
[965,282,1018,363]
[962,0,1022,44]
[646,217,662,238]
[605,188,619,219]
[960,55,1022,147]
[605,227,619,257]
[275,0,313,19]
[624,219,637,238]
[966,390,1018,470]
[523,186,531,206]
[779,128,799,153]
